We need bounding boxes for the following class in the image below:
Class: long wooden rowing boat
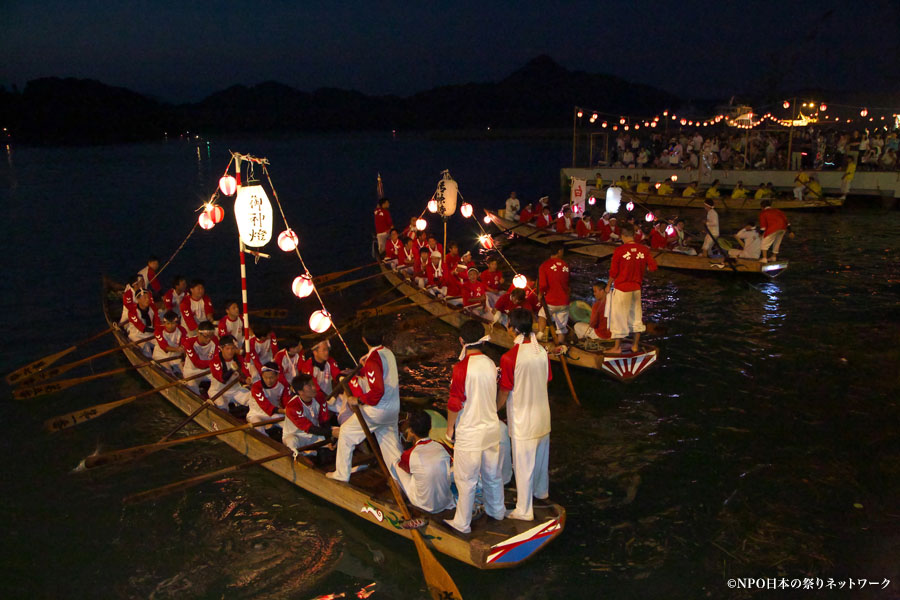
[377,265,659,382]
[620,189,843,211]
[100,277,564,568]
[485,210,789,276]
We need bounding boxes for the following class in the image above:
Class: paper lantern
[588,196,596,206]
[670,175,678,182]
[308,309,332,333]
[645,212,655,222]
[219,175,237,196]
[427,199,438,213]
[666,225,674,236]
[292,274,314,298]
[650,121,657,128]
[512,274,527,289]
[860,108,868,117]
[278,229,299,252]
[680,119,687,126]
[663,110,669,116]
[416,217,427,230]
[234,185,273,247]
[576,110,583,118]
[460,202,473,218]
[612,125,618,131]
[783,101,790,109]
[619,117,626,125]
[654,182,661,189]
[205,204,224,224]
[605,186,621,214]
[478,234,495,250]
[198,211,215,230]
[626,201,635,212]
[483,215,491,224]
[434,172,458,216]
[819,103,827,112]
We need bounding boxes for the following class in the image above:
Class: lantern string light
[261,164,356,363]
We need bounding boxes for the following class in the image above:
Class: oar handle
[539,297,580,406]
[5,325,114,385]
[18,334,156,386]
[158,376,241,441]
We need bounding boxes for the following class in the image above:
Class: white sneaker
[325,471,348,482]
[505,509,534,521]
[443,518,470,534]
[759,257,768,263]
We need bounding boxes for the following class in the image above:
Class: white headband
[458,334,491,360]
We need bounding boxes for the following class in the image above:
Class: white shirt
[450,353,501,451]
[706,208,720,237]
[393,439,455,513]
[502,336,551,440]
[505,197,520,219]
[734,229,761,259]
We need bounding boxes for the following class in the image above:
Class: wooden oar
[13,356,180,400]
[358,278,409,308]
[348,401,461,599]
[357,296,461,319]
[43,370,210,433]
[81,416,285,470]
[317,271,386,295]
[5,326,114,386]
[312,262,379,285]
[16,335,156,387]
[158,376,241,441]
[539,297,581,407]
[248,308,288,319]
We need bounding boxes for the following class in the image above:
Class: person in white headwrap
[497,308,552,521]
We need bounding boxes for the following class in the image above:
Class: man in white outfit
[498,308,551,521]
[391,410,455,514]
[327,324,403,482]
[701,198,719,257]
[505,191,521,221]
[444,320,506,534]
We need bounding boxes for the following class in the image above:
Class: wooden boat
[620,189,843,211]
[378,265,659,382]
[100,277,565,569]
[485,210,789,276]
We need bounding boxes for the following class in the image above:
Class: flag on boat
[377,173,384,199]
[570,178,586,214]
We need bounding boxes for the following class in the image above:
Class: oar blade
[44,401,121,433]
[5,347,76,385]
[413,531,463,600]
[13,379,73,400]
[82,443,162,470]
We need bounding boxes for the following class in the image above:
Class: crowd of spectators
[605,127,899,172]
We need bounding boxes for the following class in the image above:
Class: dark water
[2,136,899,600]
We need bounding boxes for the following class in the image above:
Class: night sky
[4,0,899,102]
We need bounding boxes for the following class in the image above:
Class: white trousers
[211,386,252,409]
[761,230,786,255]
[606,289,645,339]
[446,444,505,533]
[127,329,154,358]
[537,304,569,334]
[376,232,389,254]
[284,430,325,456]
[509,435,550,520]
[182,363,210,394]
[333,412,402,481]
[499,422,513,485]
[573,321,600,340]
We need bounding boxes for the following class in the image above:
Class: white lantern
[460,202,473,218]
[278,229,299,252]
[626,201,635,212]
[605,186,622,214]
[234,185,273,247]
[670,175,678,182]
[416,217,427,231]
[309,309,332,333]
[645,212,655,222]
[512,274,527,289]
[434,171,458,216]
[666,225,675,236]
[219,175,237,196]
[483,215,492,224]
[427,199,438,213]
[198,211,215,230]
[478,234,494,249]
[292,274,315,298]
[588,196,596,206]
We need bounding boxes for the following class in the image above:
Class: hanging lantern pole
[234,155,251,355]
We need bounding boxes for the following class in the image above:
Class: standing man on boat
[327,323,403,482]
[179,279,214,336]
[605,223,657,354]
[537,243,570,344]
[498,308,552,521]
[444,320,505,534]
[505,191,520,221]
[374,198,393,255]
[700,199,719,258]
[758,199,791,263]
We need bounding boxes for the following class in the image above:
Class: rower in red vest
[179,279,214,335]
[162,275,187,313]
[444,242,461,275]
[462,267,489,314]
[758,199,791,263]
[383,228,403,265]
[555,207,574,233]
[576,214,594,237]
[153,310,186,375]
[137,256,162,294]
[182,320,218,394]
[426,252,448,296]
[649,222,668,249]
[504,277,540,312]
[247,362,290,438]
[608,216,622,241]
[424,234,443,256]
[594,214,613,241]
[537,243,570,344]
[414,248,431,287]
[399,237,419,274]
[208,334,253,410]
[415,230,429,251]
[126,288,158,357]
[401,217,419,242]
[518,203,533,224]
[284,373,337,460]
[217,301,245,349]
[273,335,303,384]
[302,339,350,424]
[535,207,552,229]
[248,322,279,378]
[573,282,612,342]
[374,198,393,254]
